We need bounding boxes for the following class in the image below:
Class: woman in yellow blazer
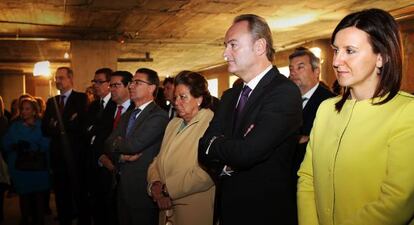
[297,8,414,225]
[147,71,215,225]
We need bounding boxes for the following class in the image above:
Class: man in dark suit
[105,68,168,225]
[42,67,88,225]
[90,70,134,225]
[82,68,114,225]
[288,47,335,172]
[83,68,116,225]
[198,14,302,225]
[162,77,176,120]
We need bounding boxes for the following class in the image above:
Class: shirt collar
[136,100,153,111]
[61,89,72,98]
[244,65,272,93]
[302,83,319,100]
[101,93,111,107]
[132,100,152,119]
[120,99,131,110]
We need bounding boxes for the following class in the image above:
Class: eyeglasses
[109,83,124,88]
[91,79,109,85]
[128,79,153,86]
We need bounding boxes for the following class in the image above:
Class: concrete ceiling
[0,0,413,77]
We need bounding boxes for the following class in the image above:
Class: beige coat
[148,109,215,225]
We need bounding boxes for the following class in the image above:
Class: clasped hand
[151,182,172,210]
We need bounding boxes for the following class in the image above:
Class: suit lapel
[236,67,277,129]
[61,92,74,117]
[127,102,155,137]
[127,102,135,111]
[226,85,243,136]
[303,84,324,115]
[103,100,117,122]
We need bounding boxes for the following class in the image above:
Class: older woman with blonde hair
[147,71,215,225]
[3,95,50,225]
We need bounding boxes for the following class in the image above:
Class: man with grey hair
[199,14,302,225]
[288,47,335,171]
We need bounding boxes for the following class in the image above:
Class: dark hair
[95,68,113,81]
[163,77,174,86]
[234,14,275,62]
[111,71,133,87]
[135,68,160,97]
[289,47,320,71]
[57,67,74,78]
[331,8,402,112]
[174,71,212,109]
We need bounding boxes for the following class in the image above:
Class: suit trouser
[53,166,80,225]
[92,167,118,225]
[117,196,158,225]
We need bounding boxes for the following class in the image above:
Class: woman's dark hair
[331,8,402,112]
[174,71,212,109]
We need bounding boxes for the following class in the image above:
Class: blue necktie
[235,85,252,122]
[126,108,141,136]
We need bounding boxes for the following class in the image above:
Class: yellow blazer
[147,108,215,225]
[298,92,414,225]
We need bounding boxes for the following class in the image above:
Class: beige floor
[3,192,59,225]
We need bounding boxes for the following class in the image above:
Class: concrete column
[70,40,119,92]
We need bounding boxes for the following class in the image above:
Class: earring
[376,66,382,75]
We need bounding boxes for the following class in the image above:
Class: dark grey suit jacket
[105,101,168,209]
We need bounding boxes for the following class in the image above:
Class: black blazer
[42,90,88,173]
[85,99,135,160]
[105,101,168,209]
[199,67,302,225]
[293,83,335,174]
[301,83,335,136]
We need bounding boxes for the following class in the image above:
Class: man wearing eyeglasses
[90,70,135,225]
[105,68,168,225]
[83,68,115,225]
[42,67,88,225]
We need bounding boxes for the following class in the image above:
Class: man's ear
[149,85,157,96]
[313,67,321,79]
[254,38,267,56]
